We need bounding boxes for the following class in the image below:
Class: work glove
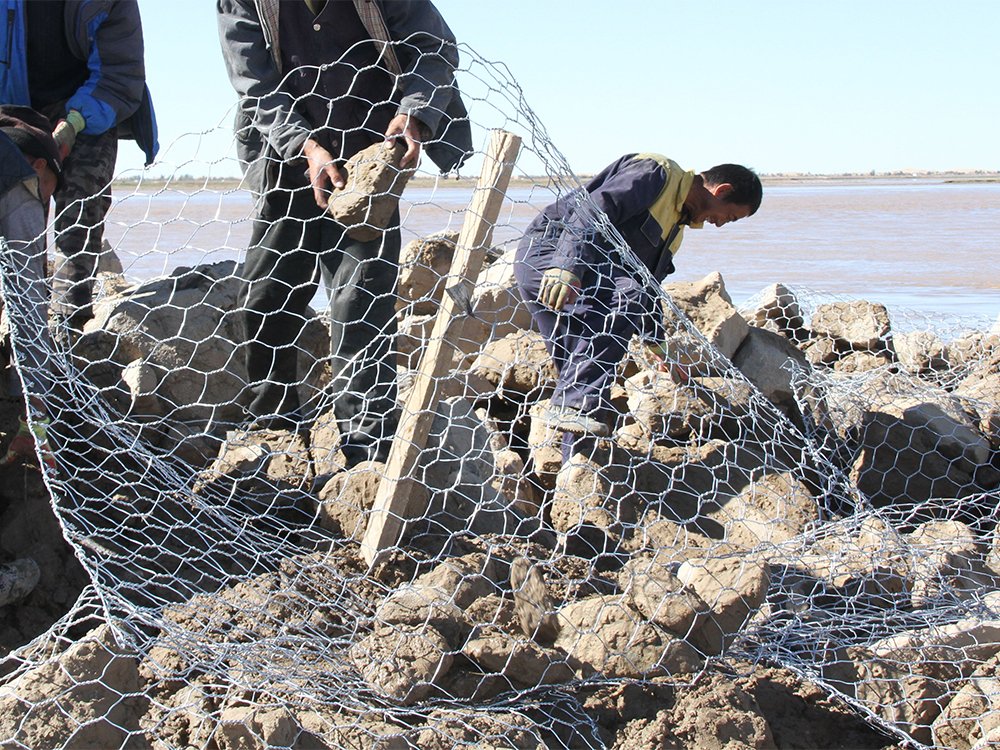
[2,416,55,472]
[52,110,85,160]
[537,268,581,311]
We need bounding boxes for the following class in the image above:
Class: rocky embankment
[0,231,997,748]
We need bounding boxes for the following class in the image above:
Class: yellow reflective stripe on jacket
[632,153,696,256]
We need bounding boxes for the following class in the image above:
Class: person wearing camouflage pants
[0,0,158,332]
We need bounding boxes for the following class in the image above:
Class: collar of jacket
[632,153,703,242]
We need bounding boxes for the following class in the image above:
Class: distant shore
[115,170,1000,192]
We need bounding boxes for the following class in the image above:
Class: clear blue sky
[126,0,1000,179]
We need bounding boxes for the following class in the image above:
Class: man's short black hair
[701,163,762,215]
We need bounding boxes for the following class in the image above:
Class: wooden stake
[361,129,523,566]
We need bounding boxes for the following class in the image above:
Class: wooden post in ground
[361,129,522,566]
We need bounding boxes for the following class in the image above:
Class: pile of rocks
[2,233,998,748]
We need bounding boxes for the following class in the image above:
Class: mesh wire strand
[0,39,996,749]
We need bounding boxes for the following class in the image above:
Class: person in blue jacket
[0,0,158,338]
[515,154,762,443]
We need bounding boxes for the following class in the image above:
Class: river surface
[101,178,1000,332]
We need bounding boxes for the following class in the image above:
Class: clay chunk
[327,140,414,241]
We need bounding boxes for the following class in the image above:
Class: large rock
[327,140,412,241]
[375,554,498,647]
[216,706,300,750]
[555,595,703,678]
[419,397,536,537]
[732,326,810,420]
[794,517,910,607]
[349,623,453,705]
[623,369,711,442]
[810,300,893,354]
[907,520,996,608]
[550,452,615,536]
[742,283,806,342]
[396,231,459,316]
[469,330,556,397]
[676,553,770,655]
[0,625,143,749]
[848,392,994,505]
[79,261,330,464]
[466,244,534,342]
[316,461,384,541]
[662,271,749,359]
[932,651,1000,750]
[826,613,1000,745]
[622,557,709,639]
[526,400,566,490]
[705,471,819,551]
[895,330,948,375]
[462,626,575,688]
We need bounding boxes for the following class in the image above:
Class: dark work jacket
[218,0,473,189]
[523,154,698,282]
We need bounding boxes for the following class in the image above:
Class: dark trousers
[514,236,644,417]
[51,129,117,320]
[242,180,399,461]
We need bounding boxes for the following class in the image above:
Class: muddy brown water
[101,178,1000,329]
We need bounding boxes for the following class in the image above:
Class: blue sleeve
[550,158,667,279]
[66,1,147,135]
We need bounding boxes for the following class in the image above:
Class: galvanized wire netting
[0,41,997,749]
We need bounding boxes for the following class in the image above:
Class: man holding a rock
[217,0,471,466]
[515,154,762,446]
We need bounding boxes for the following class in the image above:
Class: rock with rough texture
[932,651,1000,750]
[526,400,565,490]
[706,471,819,551]
[732,326,810,419]
[0,625,143,749]
[466,245,535,342]
[316,461,384,541]
[810,300,893,354]
[907,519,996,608]
[622,557,709,639]
[796,517,910,607]
[375,554,498,647]
[327,140,412,242]
[216,706,300,750]
[211,428,312,489]
[463,626,575,687]
[349,623,453,705]
[848,392,994,506]
[623,369,711,441]
[895,330,948,375]
[676,554,770,655]
[827,615,1000,745]
[469,330,557,397]
[79,260,329,465]
[743,283,806,342]
[420,397,536,538]
[662,271,750,359]
[550,452,614,536]
[556,595,703,678]
[396,231,459,316]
